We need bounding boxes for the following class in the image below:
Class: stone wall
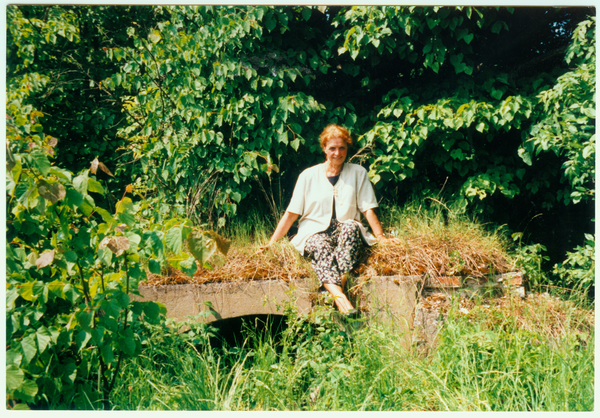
[134,271,524,349]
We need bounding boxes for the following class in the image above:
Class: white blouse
[286,162,379,255]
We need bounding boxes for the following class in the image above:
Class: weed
[110,290,594,411]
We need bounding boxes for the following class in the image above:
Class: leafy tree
[7,5,595,296]
[6,5,166,197]
[99,6,593,261]
[6,44,229,407]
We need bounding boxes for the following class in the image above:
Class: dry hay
[356,227,512,279]
[419,293,594,345]
[143,221,512,286]
[486,292,595,341]
[143,243,313,286]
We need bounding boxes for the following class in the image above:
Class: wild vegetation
[5,5,595,410]
[143,201,513,285]
[109,291,594,411]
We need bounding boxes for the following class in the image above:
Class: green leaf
[6,347,23,368]
[302,7,312,21]
[19,281,45,301]
[291,137,300,151]
[16,378,38,402]
[239,166,251,177]
[583,144,594,159]
[116,197,135,214]
[36,326,53,354]
[113,290,130,309]
[101,343,115,364]
[187,230,217,265]
[148,30,161,44]
[79,194,95,217]
[148,259,162,275]
[143,301,161,320]
[73,172,89,194]
[77,311,94,330]
[491,21,504,34]
[6,365,25,391]
[491,88,504,100]
[164,226,183,254]
[87,177,104,194]
[62,361,77,384]
[265,12,277,32]
[95,207,117,225]
[7,287,19,311]
[74,330,91,352]
[518,148,532,166]
[64,187,84,208]
[117,211,136,227]
[278,130,289,144]
[120,328,137,356]
[145,231,164,258]
[179,256,198,277]
[20,334,38,364]
[100,298,120,319]
[30,149,51,176]
[125,231,141,253]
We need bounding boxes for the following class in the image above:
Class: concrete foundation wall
[134,272,523,350]
[134,279,313,323]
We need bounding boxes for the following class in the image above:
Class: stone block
[361,275,420,349]
[135,279,313,323]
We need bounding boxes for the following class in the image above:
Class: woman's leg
[305,230,355,314]
[322,283,354,313]
[334,222,362,275]
[305,232,339,283]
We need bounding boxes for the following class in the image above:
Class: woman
[260,124,389,316]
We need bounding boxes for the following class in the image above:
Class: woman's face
[323,137,348,166]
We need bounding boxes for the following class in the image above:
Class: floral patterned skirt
[304,218,362,287]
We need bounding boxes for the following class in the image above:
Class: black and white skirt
[304,218,362,286]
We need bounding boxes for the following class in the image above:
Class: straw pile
[143,226,511,286]
[356,232,512,279]
[142,202,515,286]
[418,292,594,342]
[143,243,314,286]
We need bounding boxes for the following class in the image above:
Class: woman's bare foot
[323,282,354,314]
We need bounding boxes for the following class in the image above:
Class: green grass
[108,204,593,411]
[109,292,594,411]
[220,207,276,246]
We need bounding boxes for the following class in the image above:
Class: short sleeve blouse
[286,162,378,255]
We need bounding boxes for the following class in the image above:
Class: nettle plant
[6,94,228,408]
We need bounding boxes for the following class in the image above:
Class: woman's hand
[256,211,300,257]
[376,234,401,245]
[254,243,272,256]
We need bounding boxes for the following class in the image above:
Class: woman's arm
[260,211,300,251]
[362,208,385,240]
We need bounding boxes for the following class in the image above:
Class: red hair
[319,124,352,150]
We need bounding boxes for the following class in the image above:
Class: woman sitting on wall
[259,124,391,316]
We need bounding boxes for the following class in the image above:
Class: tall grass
[109,292,594,411]
[363,199,513,278]
[113,203,593,411]
[221,207,276,246]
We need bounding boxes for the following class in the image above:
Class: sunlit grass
[119,203,593,411]
[110,290,594,411]
[362,199,513,278]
